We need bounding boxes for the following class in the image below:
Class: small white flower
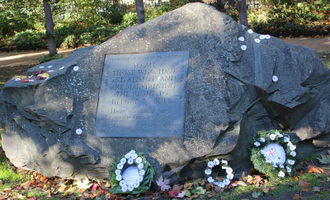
[273,164,278,168]
[115,169,121,176]
[259,138,266,142]
[224,179,230,185]
[227,173,234,180]
[259,35,265,40]
[260,150,265,155]
[129,150,136,155]
[221,160,228,165]
[76,128,82,135]
[125,153,131,159]
[205,169,212,175]
[133,182,140,188]
[127,158,134,165]
[254,141,261,147]
[138,176,143,182]
[136,157,142,163]
[132,153,138,159]
[207,177,214,183]
[48,70,54,73]
[265,34,271,39]
[290,145,296,151]
[219,182,225,188]
[121,185,127,192]
[283,137,290,142]
[73,66,79,71]
[266,160,272,163]
[128,185,134,191]
[254,38,261,43]
[278,133,283,138]
[241,45,247,51]
[120,158,127,164]
[138,163,144,170]
[120,180,126,187]
[269,134,276,140]
[288,159,295,165]
[213,181,219,186]
[286,166,292,173]
[208,161,215,168]
[226,167,233,174]
[116,175,122,181]
[59,66,65,70]
[39,66,44,68]
[247,29,254,34]
[238,36,245,41]
[117,163,123,169]
[139,169,145,176]
[222,166,228,169]
[278,171,285,177]
[290,151,296,157]
[272,75,278,82]
[213,159,220,166]
[279,164,284,168]
[47,65,53,68]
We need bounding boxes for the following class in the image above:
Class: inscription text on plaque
[95,51,189,137]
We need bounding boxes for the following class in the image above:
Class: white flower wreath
[250,130,297,178]
[204,159,234,188]
[109,150,154,195]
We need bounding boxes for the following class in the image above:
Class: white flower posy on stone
[205,159,234,188]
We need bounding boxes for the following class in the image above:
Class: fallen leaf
[92,183,99,191]
[293,194,304,199]
[312,187,321,193]
[237,181,248,186]
[156,175,171,191]
[169,189,178,197]
[198,178,205,186]
[306,166,324,174]
[206,182,213,191]
[207,191,216,198]
[319,180,326,183]
[252,191,262,198]
[183,182,194,190]
[21,180,32,190]
[184,189,191,197]
[214,186,224,193]
[298,180,311,189]
[292,176,299,181]
[12,193,24,199]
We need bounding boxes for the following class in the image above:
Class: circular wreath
[249,130,297,178]
[109,150,155,195]
[204,159,234,188]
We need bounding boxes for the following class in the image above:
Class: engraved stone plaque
[95,51,189,137]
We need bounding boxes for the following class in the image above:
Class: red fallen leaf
[37,183,44,188]
[34,70,43,76]
[169,189,178,197]
[21,79,29,82]
[91,183,99,191]
[16,186,23,190]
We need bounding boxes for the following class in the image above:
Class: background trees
[0,0,329,52]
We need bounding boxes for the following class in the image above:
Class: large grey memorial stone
[95,52,189,137]
[0,3,329,182]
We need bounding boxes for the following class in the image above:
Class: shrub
[12,29,47,50]
[37,53,64,64]
[122,12,138,27]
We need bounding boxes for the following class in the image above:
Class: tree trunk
[43,0,56,56]
[235,0,248,27]
[135,0,145,24]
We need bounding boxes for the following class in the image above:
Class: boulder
[1,3,329,182]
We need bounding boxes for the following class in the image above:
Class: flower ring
[109,150,155,195]
[204,159,234,188]
[249,130,298,178]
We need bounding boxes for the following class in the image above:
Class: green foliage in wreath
[109,150,155,196]
[249,130,298,178]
